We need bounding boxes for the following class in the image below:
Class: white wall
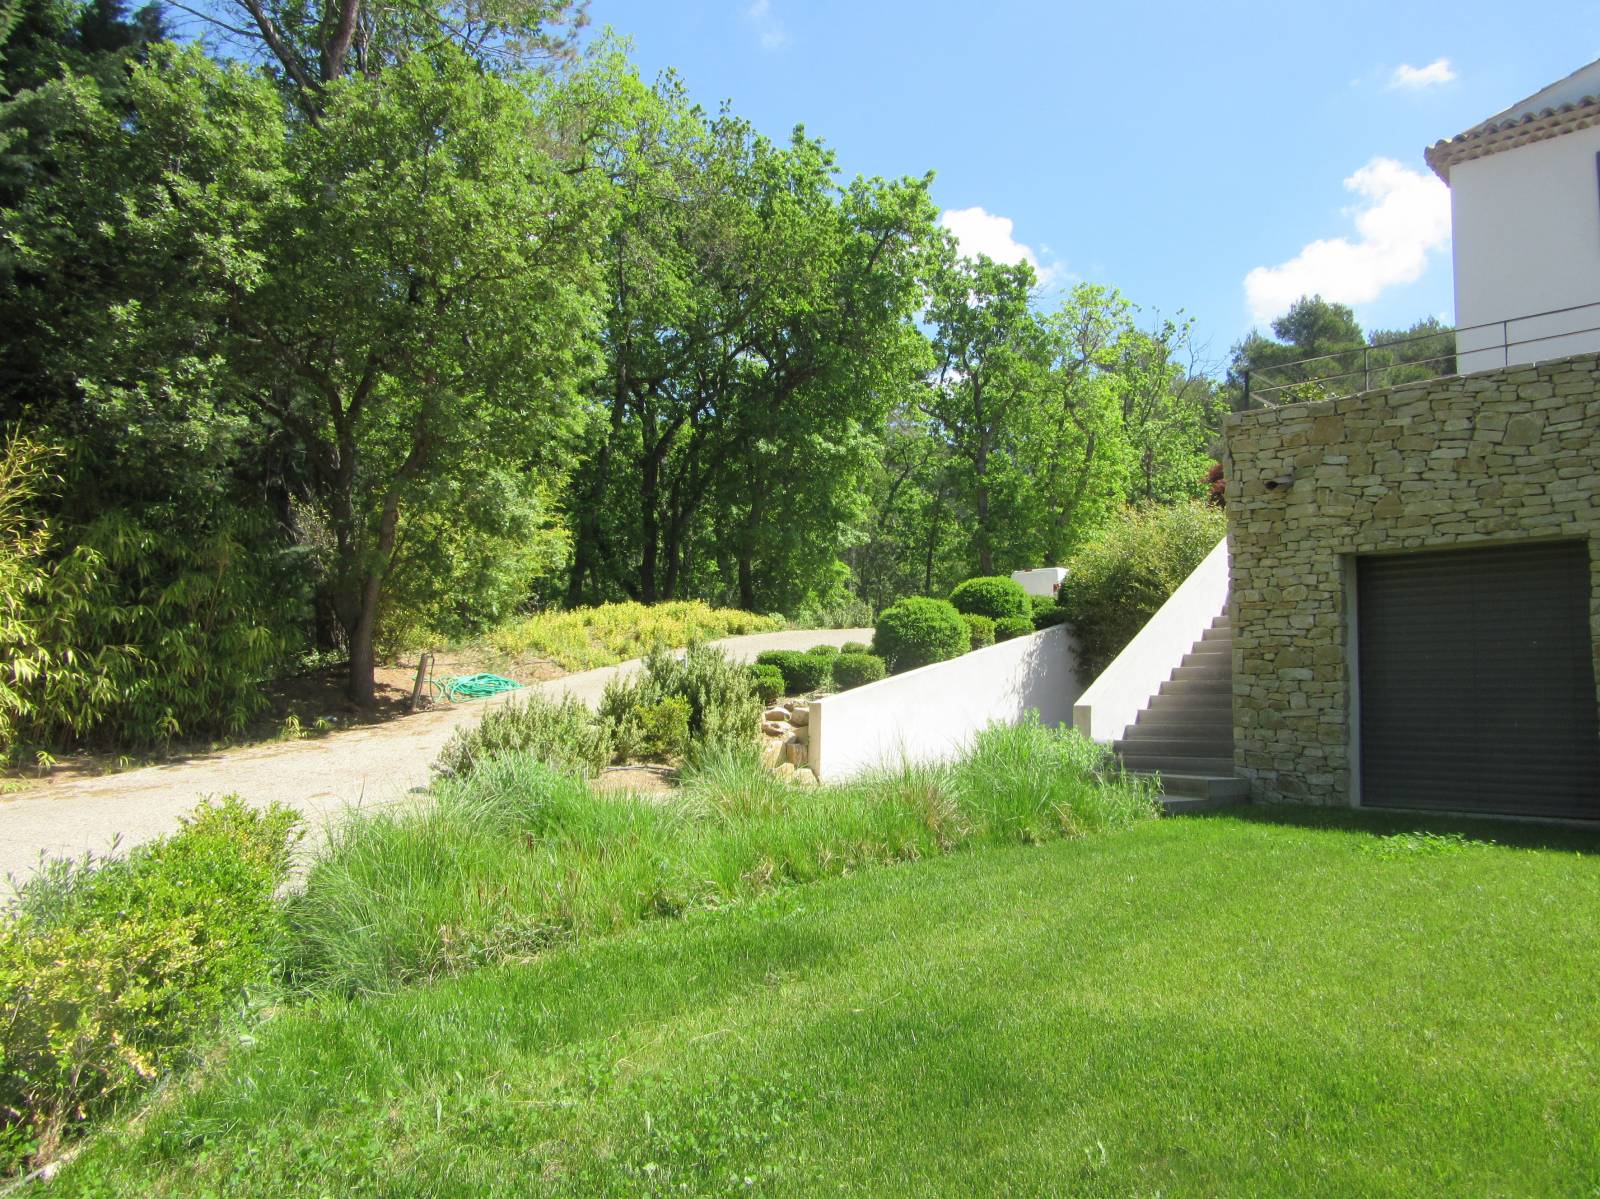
[1451,123,1600,372]
[1011,567,1067,599]
[1072,536,1229,743]
[809,626,1081,781]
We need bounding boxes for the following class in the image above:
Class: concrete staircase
[1113,611,1248,813]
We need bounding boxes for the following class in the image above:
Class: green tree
[12,46,603,704]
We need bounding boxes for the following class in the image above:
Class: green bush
[1058,502,1226,678]
[601,644,760,763]
[755,650,832,694]
[0,798,299,1172]
[1032,602,1070,631]
[787,592,872,630]
[748,663,785,705]
[831,652,887,690]
[434,693,611,780]
[949,576,1030,622]
[963,614,996,650]
[994,616,1034,642]
[873,597,968,674]
[805,644,840,659]
[839,641,870,655]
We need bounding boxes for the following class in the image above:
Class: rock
[787,705,809,727]
[791,768,817,786]
[761,720,793,738]
[773,761,796,778]
[783,739,807,766]
[763,706,791,723]
[760,739,785,768]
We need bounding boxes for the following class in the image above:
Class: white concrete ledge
[809,625,1082,782]
[1072,536,1230,743]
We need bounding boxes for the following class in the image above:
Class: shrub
[839,641,870,655]
[787,592,872,630]
[433,693,611,780]
[755,650,831,694]
[831,652,887,690]
[1032,598,1070,630]
[749,663,785,705]
[873,597,968,673]
[994,616,1034,642]
[490,602,783,673]
[963,614,996,650]
[0,798,299,1172]
[601,644,760,763]
[1057,502,1226,678]
[949,576,1030,622]
[805,644,840,659]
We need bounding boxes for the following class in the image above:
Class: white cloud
[744,0,787,49]
[1389,58,1456,89]
[939,206,1057,284]
[1242,157,1450,324]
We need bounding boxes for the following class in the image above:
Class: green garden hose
[430,673,524,702]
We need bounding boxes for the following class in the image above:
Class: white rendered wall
[1011,567,1067,598]
[809,626,1082,781]
[1451,124,1600,372]
[1072,536,1229,743]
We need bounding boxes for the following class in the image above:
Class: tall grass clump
[433,692,610,780]
[489,601,783,671]
[288,718,1156,996]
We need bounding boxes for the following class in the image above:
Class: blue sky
[585,1,1600,369]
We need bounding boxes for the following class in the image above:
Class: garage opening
[1357,540,1600,819]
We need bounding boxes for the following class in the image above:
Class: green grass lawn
[56,809,1600,1197]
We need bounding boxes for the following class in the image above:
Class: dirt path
[0,628,870,889]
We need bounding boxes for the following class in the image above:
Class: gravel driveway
[0,628,871,889]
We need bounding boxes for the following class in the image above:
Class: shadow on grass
[1200,801,1600,855]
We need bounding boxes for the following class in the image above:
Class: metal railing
[1239,300,1600,410]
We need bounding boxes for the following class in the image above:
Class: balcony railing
[1239,300,1600,410]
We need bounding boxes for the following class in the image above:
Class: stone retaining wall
[1221,353,1600,804]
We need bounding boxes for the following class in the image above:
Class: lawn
[54,808,1600,1197]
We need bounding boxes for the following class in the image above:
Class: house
[1428,58,1600,372]
[1080,60,1600,821]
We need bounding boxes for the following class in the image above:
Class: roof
[1425,58,1600,183]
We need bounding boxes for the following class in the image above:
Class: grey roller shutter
[1357,540,1599,819]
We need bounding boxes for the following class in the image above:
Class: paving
[0,628,871,890]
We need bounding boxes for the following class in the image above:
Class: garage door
[1358,540,1600,819]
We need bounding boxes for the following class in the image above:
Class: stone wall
[1221,353,1600,805]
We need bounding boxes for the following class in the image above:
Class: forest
[0,0,1444,753]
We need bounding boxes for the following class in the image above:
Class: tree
[171,0,587,120]
[922,253,1041,574]
[563,58,939,609]
[13,46,603,703]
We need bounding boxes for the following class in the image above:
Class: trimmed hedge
[755,650,832,694]
[831,652,887,691]
[995,615,1034,642]
[873,597,968,674]
[949,576,1030,622]
[749,663,785,704]
[805,644,840,659]
[963,613,996,650]
[839,641,870,655]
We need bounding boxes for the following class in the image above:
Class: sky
[582,1,1600,371]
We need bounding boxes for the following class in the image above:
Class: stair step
[1137,701,1233,723]
[1169,664,1230,684]
[1116,734,1234,756]
[1118,753,1237,775]
[1158,678,1233,697]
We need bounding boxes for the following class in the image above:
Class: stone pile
[759,701,816,784]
